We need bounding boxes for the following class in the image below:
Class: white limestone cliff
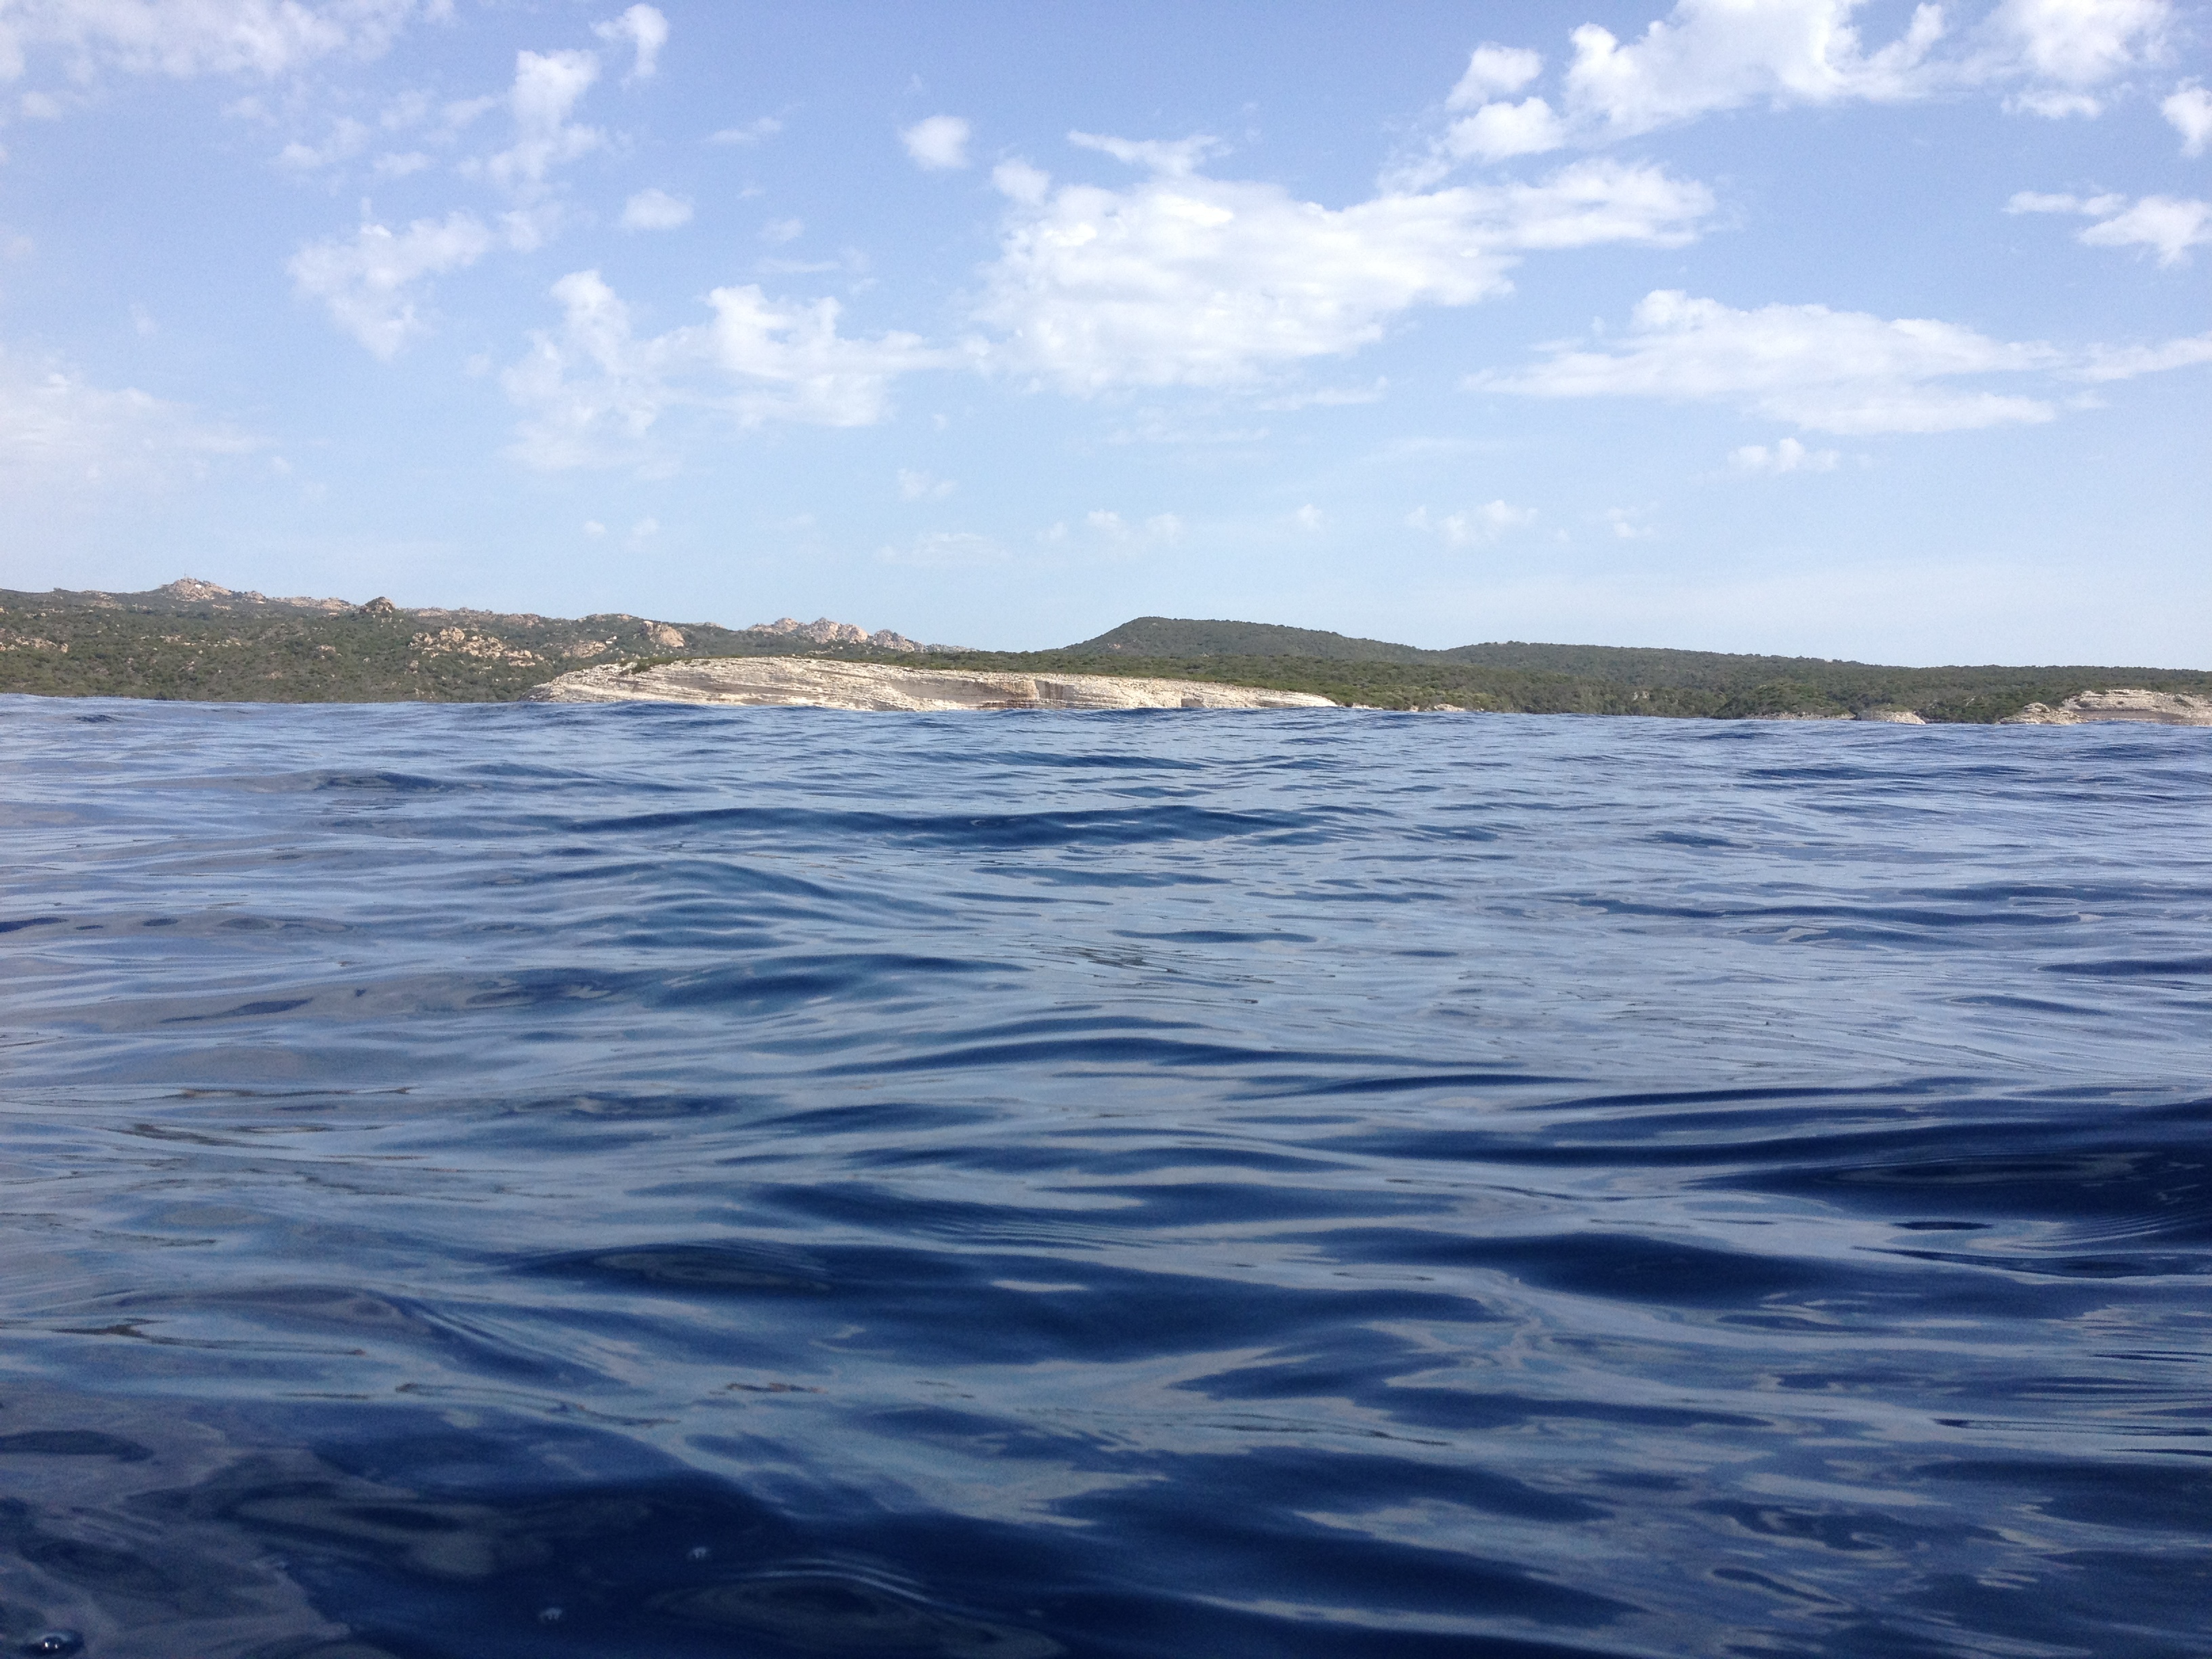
[523,657,1336,712]
[2001,689,2212,726]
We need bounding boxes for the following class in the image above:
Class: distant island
[3,578,2209,724]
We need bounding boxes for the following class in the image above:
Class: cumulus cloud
[288,211,493,356]
[901,114,970,170]
[620,187,692,230]
[1473,289,2064,434]
[2165,82,2212,154]
[2009,188,2211,264]
[503,269,947,469]
[0,0,434,83]
[1439,98,1572,163]
[1729,435,1841,472]
[1400,0,2173,180]
[1448,43,1545,106]
[1983,0,2169,112]
[1406,501,1538,546]
[977,140,1713,392]
[592,3,665,83]
[897,467,954,500]
[485,48,602,191]
[1564,0,1946,137]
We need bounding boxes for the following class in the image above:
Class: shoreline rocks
[2001,689,2212,726]
[523,657,1338,712]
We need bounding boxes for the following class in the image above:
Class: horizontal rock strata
[524,657,1338,712]
[2002,689,2212,726]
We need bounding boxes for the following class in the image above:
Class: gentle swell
[1,697,2207,1659]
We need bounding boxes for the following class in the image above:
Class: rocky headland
[8,581,2211,721]
[2000,689,2212,726]
[525,657,1336,712]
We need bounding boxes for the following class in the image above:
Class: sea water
[1,695,2207,1658]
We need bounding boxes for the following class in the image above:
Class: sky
[0,0,2205,663]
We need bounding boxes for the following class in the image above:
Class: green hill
[1045,616,2211,722]
[0,579,927,704]
[5,586,2205,722]
[1075,616,1438,663]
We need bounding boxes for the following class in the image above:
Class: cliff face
[2001,689,2212,726]
[523,657,1337,712]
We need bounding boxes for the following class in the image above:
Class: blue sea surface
[2,695,2209,1658]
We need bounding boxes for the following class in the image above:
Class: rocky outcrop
[524,656,1338,712]
[410,627,544,668]
[161,577,350,613]
[161,577,237,602]
[2002,689,2212,726]
[748,616,928,653]
[1857,708,1927,724]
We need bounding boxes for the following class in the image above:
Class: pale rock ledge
[2001,689,2212,726]
[523,656,1337,712]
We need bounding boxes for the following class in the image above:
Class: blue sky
[0,1,2205,661]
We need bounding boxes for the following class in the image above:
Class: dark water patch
[3,699,2209,1656]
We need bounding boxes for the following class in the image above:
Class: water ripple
[1,697,2207,1657]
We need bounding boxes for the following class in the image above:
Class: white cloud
[1605,506,1656,539]
[1068,129,1219,173]
[288,211,493,356]
[0,346,255,483]
[1983,0,2169,101]
[1448,43,1544,107]
[1401,0,2171,180]
[1563,0,1947,138]
[710,115,781,145]
[1292,503,1325,531]
[1728,435,1841,472]
[276,115,369,170]
[0,0,435,83]
[1441,97,1572,163]
[897,467,954,500]
[592,3,665,83]
[503,268,947,469]
[990,159,1051,204]
[485,47,602,191]
[2164,82,2212,154]
[1083,508,1185,547]
[2070,196,2210,264]
[880,530,1006,567]
[2010,188,2211,264]
[620,187,692,230]
[1475,289,2064,434]
[977,141,1713,392]
[2077,331,2212,380]
[760,216,804,245]
[900,114,970,170]
[1407,501,1538,546]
